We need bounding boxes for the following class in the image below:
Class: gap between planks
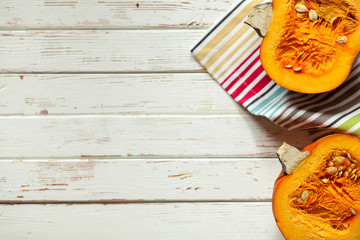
[0,28,210,31]
[0,199,272,205]
[0,114,253,118]
[0,70,207,74]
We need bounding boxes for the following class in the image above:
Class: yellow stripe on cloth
[203,25,254,70]
[193,0,264,64]
[209,30,258,77]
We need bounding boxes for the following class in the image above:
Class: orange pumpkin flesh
[260,0,360,93]
[273,135,360,239]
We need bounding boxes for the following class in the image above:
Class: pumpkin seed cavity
[281,0,359,74]
[291,149,360,232]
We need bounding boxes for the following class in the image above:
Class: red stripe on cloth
[224,55,260,92]
[229,63,264,99]
[220,45,260,87]
[238,74,272,104]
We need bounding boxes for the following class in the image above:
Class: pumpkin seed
[285,65,293,69]
[338,171,343,177]
[333,156,345,165]
[326,167,338,175]
[297,12,306,18]
[347,152,351,160]
[301,190,309,202]
[328,161,334,167]
[351,159,359,164]
[294,67,302,72]
[335,150,343,156]
[321,178,329,183]
[343,171,349,177]
[295,3,308,13]
[350,208,357,215]
[336,36,347,44]
[308,10,318,22]
[297,51,304,59]
[351,169,357,175]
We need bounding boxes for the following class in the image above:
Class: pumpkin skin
[260,0,360,93]
[273,134,360,239]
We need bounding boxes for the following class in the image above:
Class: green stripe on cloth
[338,114,360,134]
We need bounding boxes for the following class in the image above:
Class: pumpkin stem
[244,2,273,38]
[277,142,310,175]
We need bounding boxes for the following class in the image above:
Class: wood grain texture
[0,30,205,73]
[0,203,284,240]
[1,0,233,29]
[0,74,241,115]
[0,158,281,202]
[0,115,312,158]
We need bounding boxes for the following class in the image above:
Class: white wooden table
[0,1,315,239]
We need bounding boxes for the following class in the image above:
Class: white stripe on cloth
[246,84,282,112]
[288,85,360,130]
[348,121,360,134]
[329,105,360,129]
[207,29,256,73]
[227,60,262,95]
[243,82,277,108]
[234,71,267,102]
[252,87,287,115]
[196,1,254,63]
[268,93,315,122]
[221,48,261,89]
[323,103,360,128]
[215,37,262,82]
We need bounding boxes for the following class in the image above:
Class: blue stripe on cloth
[258,90,292,117]
[265,92,309,119]
[248,87,287,115]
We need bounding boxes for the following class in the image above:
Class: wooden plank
[1,0,233,29]
[0,203,284,240]
[0,158,282,201]
[0,30,206,73]
[0,115,312,158]
[0,74,241,115]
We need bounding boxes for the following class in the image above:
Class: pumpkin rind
[259,0,360,93]
[273,134,360,239]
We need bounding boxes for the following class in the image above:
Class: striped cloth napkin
[191,0,360,136]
